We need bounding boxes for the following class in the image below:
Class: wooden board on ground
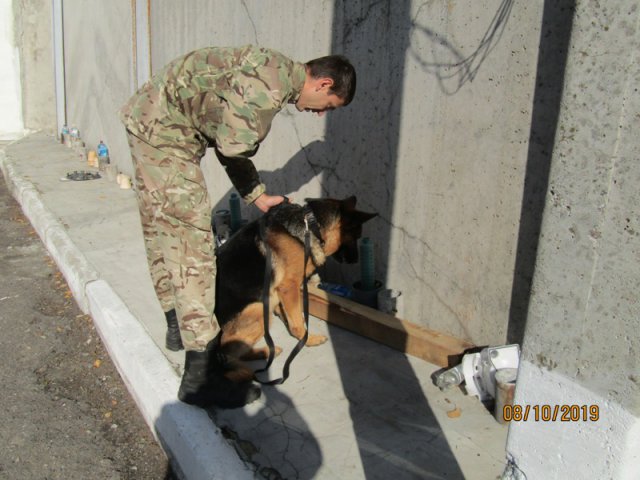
[307,284,474,368]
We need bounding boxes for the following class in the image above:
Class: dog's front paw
[306,334,328,347]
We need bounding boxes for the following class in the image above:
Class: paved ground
[0,170,175,480]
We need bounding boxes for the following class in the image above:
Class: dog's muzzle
[332,244,359,264]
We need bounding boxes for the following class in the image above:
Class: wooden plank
[307,284,474,368]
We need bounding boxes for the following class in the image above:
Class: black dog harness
[253,204,322,385]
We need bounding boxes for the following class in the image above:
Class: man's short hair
[305,55,356,105]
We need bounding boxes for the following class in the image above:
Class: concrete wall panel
[14,0,56,134]
[521,0,640,412]
[62,0,134,175]
[377,1,541,344]
[506,1,639,477]
[0,0,24,138]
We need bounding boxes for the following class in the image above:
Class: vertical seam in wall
[51,0,66,134]
[131,0,137,92]
[133,0,151,87]
[147,0,152,75]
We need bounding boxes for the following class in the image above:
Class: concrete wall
[13,0,56,134]
[505,0,640,478]
[62,0,133,174]
[40,1,633,351]
[0,0,24,138]
[47,0,546,346]
[142,0,544,346]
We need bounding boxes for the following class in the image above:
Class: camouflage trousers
[126,131,218,351]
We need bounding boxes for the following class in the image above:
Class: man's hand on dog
[254,193,291,212]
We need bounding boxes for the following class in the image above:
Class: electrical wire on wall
[409,0,515,94]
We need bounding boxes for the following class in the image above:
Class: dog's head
[305,196,377,264]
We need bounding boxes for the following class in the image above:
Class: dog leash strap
[275,229,311,383]
[253,225,311,386]
[254,220,277,380]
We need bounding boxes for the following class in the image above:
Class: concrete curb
[0,147,254,480]
[86,280,253,480]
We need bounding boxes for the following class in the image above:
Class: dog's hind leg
[273,302,287,322]
[220,303,282,361]
[276,278,327,347]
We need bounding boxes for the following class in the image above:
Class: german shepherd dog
[215,196,376,379]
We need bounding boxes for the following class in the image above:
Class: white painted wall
[506,362,640,479]
[0,0,24,139]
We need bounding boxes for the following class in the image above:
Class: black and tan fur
[215,196,376,379]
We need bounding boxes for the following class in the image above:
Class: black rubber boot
[164,309,184,351]
[177,336,261,409]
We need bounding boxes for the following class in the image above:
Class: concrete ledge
[0,147,253,480]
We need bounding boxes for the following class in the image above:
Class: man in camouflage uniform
[119,45,356,408]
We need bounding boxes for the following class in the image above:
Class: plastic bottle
[60,125,70,145]
[97,140,108,158]
[69,126,80,147]
[97,141,110,171]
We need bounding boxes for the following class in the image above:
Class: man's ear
[318,77,334,91]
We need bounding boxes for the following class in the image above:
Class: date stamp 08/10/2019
[502,404,600,422]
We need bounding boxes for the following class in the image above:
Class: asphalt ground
[0,170,176,480]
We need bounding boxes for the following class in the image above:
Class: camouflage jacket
[119,45,306,203]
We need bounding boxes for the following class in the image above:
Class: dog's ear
[341,195,357,210]
[304,197,321,204]
[353,211,377,224]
